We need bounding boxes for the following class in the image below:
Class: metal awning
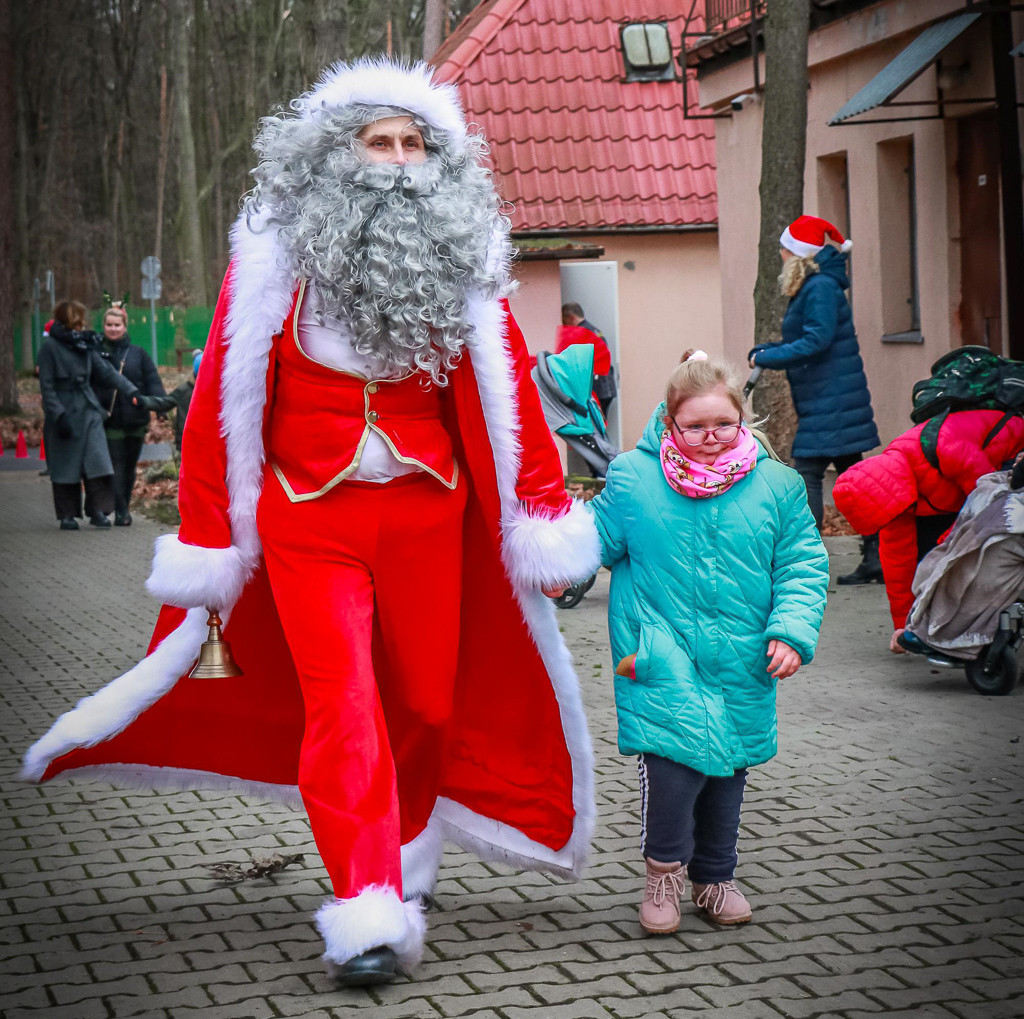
[829,12,981,125]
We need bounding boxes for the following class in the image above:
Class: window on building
[620,22,676,82]
[817,152,852,291]
[877,137,922,342]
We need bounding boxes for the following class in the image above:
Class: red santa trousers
[256,468,467,900]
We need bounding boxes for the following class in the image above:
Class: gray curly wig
[242,101,513,385]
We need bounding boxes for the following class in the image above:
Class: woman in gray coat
[38,301,153,529]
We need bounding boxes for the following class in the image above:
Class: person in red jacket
[22,59,600,987]
[832,409,1024,652]
[559,302,616,416]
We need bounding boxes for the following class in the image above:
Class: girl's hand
[542,584,567,598]
[766,639,801,679]
[889,628,907,654]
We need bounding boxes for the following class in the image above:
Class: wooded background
[4,0,480,405]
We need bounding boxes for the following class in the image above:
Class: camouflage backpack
[911,345,1024,469]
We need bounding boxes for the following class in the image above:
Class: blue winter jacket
[751,247,879,459]
[588,408,829,776]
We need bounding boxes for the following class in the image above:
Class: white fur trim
[29,764,304,808]
[304,59,467,149]
[401,819,445,899]
[779,225,820,259]
[464,296,596,879]
[316,887,426,971]
[840,238,854,253]
[220,212,296,583]
[146,534,249,610]
[20,609,211,782]
[503,499,602,591]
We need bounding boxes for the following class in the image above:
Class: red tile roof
[433,0,717,232]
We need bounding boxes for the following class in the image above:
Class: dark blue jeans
[638,754,747,883]
[793,453,863,529]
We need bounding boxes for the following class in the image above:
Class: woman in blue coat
[588,353,828,935]
[750,216,880,583]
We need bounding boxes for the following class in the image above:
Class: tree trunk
[14,20,34,371]
[423,0,445,60]
[170,0,208,306]
[0,0,19,411]
[750,0,810,462]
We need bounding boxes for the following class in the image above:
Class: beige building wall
[510,231,723,453]
[695,0,1004,448]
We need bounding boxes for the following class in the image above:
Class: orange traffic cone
[38,435,45,460]
[15,430,28,458]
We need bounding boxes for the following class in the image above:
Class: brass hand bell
[189,608,244,679]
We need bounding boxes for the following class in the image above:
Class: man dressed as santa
[22,59,601,986]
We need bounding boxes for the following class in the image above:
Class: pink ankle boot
[640,859,685,934]
[691,879,752,925]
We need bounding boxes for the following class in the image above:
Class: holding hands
[766,639,801,679]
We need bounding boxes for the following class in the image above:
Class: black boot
[328,945,398,987]
[837,533,883,585]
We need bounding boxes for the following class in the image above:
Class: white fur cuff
[316,886,426,971]
[502,498,602,591]
[146,534,250,610]
[401,820,444,900]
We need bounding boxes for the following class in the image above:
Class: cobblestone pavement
[2,468,1023,1018]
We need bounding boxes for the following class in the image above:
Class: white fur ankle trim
[146,534,250,610]
[402,821,444,900]
[315,887,426,971]
[503,498,602,591]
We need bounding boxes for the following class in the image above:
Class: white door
[560,260,620,447]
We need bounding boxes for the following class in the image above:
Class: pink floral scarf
[660,425,759,498]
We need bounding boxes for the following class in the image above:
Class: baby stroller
[531,346,620,608]
[532,346,620,480]
[898,457,1024,695]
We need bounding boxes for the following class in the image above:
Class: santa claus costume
[22,60,601,978]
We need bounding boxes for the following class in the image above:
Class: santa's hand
[890,628,907,654]
[766,639,801,679]
[543,584,567,598]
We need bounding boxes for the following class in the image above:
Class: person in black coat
[38,301,157,530]
[90,306,170,526]
[749,215,881,584]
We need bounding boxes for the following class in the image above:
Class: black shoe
[89,513,112,528]
[897,630,960,667]
[896,630,933,656]
[836,562,884,585]
[837,533,883,585]
[59,517,79,530]
[328,945,398,987]
[114,511,132,526]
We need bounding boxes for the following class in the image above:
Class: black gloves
[56,415,73,440]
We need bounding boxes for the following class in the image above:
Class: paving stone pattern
[2,470,1023,1018]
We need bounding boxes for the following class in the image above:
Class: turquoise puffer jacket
[588,406,829,776]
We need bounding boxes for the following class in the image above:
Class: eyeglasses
[671,420,742,446]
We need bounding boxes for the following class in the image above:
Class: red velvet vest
[267,287,457,501]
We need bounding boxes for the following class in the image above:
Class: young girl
[588,352,829,934]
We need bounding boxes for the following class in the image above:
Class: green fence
[15,306,216,372]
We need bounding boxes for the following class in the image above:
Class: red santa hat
[779,215,853,258]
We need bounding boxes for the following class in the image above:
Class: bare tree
[750,0,810,461]
[423,0,445,60]
[170,0,208,305]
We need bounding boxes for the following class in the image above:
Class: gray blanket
[906,470,1024,660]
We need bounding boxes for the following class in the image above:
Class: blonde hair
[779,254,819,297]
[664,353,744,424]
[103,306,128,327]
